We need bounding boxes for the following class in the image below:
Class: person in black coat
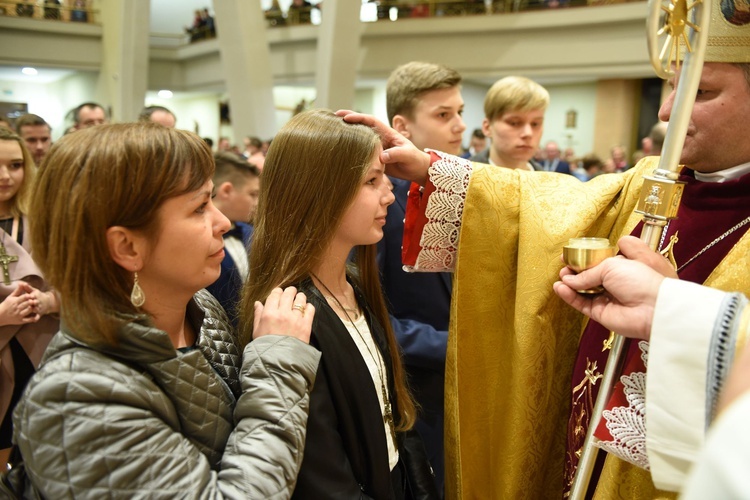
[242,109,438,499]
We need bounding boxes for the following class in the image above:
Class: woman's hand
[0,281,40,326]
[27,287,60,316]
[336,110,431,186]
[253,286,315,344]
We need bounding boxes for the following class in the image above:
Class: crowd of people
[261,0,606,28]
[367,0,587,20]
[263,0,321,26]
[185,7,215,42]
[0,0,90,22]
[1,1,749,497]
[0,96,442,497]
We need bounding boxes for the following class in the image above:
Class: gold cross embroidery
[573,359,603,393]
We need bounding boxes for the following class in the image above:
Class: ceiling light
[157,89,173,99]
[21,67,38,76]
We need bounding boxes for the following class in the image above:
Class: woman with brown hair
[0,128,59,468]
[6,123,319,497]
[242,109,437,499]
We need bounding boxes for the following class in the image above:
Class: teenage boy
[206,152,260,326]
[380,61,466,495]
[470,75,550,171]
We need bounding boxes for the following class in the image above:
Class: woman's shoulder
[34,333,155,388]
[193,289,239,348]
[193,289,243,395]
[18,336,165,426]
[293,278,317,297]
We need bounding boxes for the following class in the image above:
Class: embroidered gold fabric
[445,158,653,499]
[593,454,678,500]
[565,358,603,491]
[678,0,750,63]
[735,305,750,360]
[445,154,750,498]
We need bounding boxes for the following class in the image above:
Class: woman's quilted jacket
[11,290,320,499]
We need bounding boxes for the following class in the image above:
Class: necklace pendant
[0,241,19,286]
[382,385,397,444]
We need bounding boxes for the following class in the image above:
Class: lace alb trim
[410,151,473,272]
[595,341,650,470]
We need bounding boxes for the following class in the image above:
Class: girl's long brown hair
[241,109,416,430]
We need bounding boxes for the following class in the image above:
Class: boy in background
[206,152,260,326]
[470,75,550,172]
[380,61,466,496]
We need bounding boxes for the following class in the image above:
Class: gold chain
[322,294,361,320]
[312,274,398,445]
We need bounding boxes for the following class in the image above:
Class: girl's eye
[196,202,208,214]
[10,162,23,170]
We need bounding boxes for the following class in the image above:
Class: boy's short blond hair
[386,61,462,123]
[483,76,549,122]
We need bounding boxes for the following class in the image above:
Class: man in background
[72,102,108,130]
[138,105,177,128]
[16,114,52,165]
[460,128,486,159]
[542,140,572,174]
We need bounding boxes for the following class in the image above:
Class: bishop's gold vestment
[442,156,750,499]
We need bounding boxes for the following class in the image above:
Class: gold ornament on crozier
[658,0,702,71]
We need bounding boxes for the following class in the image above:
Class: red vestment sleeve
[402,151,441,267]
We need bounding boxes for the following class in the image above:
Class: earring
[131,271,145,307]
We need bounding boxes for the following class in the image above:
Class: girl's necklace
[0,217,19,285]
[322,294,361,320]
[312,273,397,445]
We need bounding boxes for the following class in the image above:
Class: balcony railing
[0,1,98,24]
[266,0,643,27]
